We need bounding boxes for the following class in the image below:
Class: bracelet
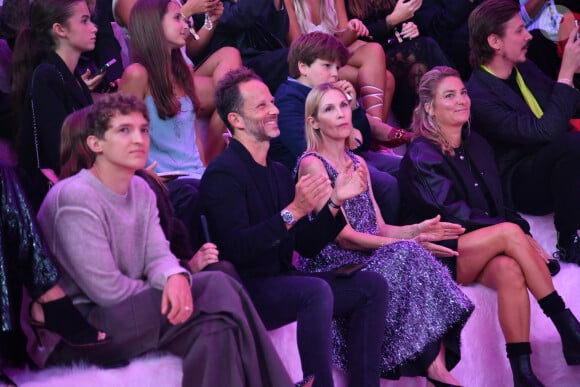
[388,128,407,140]
[327,198,341,209]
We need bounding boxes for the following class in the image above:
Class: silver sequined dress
[296,152,474,377]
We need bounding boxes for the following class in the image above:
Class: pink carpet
[4,214,580,386]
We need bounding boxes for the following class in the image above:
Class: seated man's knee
[352,270,389,303]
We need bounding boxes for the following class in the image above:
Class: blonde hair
[293,0,338,35]
[304,83,355,152]
[410,66,464,156]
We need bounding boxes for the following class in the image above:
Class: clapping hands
[291,174,333,219]
[333,159,368,203]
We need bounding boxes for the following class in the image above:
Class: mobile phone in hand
[333,263,366,277]
[95,58,117,77]
[201,214,211,243]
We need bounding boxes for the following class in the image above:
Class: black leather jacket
[398,132,530,235]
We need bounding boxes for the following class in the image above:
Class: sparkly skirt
[323,241,473,377]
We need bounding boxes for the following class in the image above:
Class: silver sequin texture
[297,152,474,375]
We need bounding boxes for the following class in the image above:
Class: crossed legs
[456,222,554,342]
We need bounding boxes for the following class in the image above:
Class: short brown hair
[87,93,149,140]
[288,32,351,79]
[215,67,262,133]
[468,0,520,67]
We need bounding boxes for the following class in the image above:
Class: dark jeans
[243,270,388,387]
[167,178,202,248]
[510,132,580,233]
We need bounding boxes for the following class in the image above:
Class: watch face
[281,209,295,225]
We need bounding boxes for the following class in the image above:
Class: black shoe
[508,354,545,387]
[551,309,580,365]
[546,258,561,276]
[29,297,109,348]
[555,233,580,264]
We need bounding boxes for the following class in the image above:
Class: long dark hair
[129,0,198,119]
[11,0,84,137]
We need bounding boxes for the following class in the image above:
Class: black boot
[508,354,544,387]
[30,297,108,348]
[555,232,580,264]
[550,309,580,365]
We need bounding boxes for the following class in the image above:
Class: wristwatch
[280,209,296,225]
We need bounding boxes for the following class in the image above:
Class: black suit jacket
[466,60,580,186]
[199,139,346,278]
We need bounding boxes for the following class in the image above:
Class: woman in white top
[285,0,396,123]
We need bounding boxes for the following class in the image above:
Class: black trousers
[510,131,580,233]
[243,270,388,387]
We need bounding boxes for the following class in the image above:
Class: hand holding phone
[95,58,117,77]
[201,214,211,243]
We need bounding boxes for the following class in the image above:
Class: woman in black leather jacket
[398,66,580,387]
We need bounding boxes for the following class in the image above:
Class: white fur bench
[5,214,580,386]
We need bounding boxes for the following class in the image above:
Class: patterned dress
[296,151,474,377]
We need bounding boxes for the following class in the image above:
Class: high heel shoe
[426,376,461,387]
[550,308,580,365]
[29,297,109,348]
[508,354,545,387]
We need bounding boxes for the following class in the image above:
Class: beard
[244,116,279,142]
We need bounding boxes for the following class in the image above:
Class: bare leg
[31,285,67,323]
[456,223,554,299]
[195,47,242,85]
[426,342,461,386]
[193,75,226,164]
[193,47,242,163]
[340,41,389,121]
[383,69,395,123]
[475,256,531,342]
